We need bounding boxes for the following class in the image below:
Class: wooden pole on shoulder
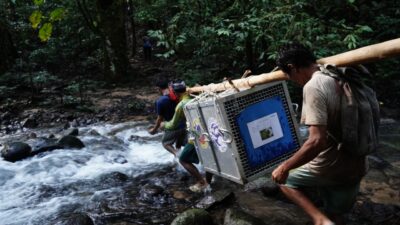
[187,38,400,93]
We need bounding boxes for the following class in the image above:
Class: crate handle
[201,132,211,142]
[219,128,233,143]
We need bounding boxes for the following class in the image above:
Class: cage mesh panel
[224,83,300,178]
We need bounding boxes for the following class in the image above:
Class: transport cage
[183,81,301,184]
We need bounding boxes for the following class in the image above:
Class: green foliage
[50,8,66,22]
[134,0,400,107]
[32,70,60,86]
[38,22,52,42]
[29,10,42,29]
[29,1,66,42]
[33,0,44,6]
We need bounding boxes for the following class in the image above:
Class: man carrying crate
[162,81,211,192]
[271,43,373,225]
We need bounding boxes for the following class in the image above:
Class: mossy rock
[171,208,214,225]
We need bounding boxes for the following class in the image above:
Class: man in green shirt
[162,81,209,192]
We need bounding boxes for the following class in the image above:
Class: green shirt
[164,93,191,130]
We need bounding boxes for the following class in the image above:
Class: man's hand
[271,164,289,184]
[148,126,157,135]
[159,122,165,131]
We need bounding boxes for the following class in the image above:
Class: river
[0,121,199,225]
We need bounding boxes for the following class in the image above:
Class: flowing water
[0,122,198,225]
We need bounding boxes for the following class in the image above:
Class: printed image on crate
[260,127,273,140]
[237,95,297,169]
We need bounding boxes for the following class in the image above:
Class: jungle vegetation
[0,0,399,108]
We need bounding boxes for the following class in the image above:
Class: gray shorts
[284,166,360,214]
[162,128,187,149]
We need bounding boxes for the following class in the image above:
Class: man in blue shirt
[148,78,185,156]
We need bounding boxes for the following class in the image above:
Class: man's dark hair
[276,43,317,74]
[155,78,169,89]
[172,80,186,93]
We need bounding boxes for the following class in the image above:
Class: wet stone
[54,213,94,225]
[1,142,32,162]
[57,135,85,149]
[196,189,233,209]
[171,208,214,225]
[97,172,128,184]
[224,208,266,225]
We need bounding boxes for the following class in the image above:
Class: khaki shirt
[301,71,367,183]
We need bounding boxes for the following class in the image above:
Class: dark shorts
[284,166,360,214]
[162,128,187,149]
[179,143,199,164]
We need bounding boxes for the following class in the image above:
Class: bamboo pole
[187,38,400,93]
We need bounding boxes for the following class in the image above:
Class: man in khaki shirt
[272,43,367,225]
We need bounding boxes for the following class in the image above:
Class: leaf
[29,10,42,29]
[50,8,66,22]
[39,23,53,42]
[348,0,356,3]
[359,25,373,32]
[216,29,230,37]
[33,0,44,6]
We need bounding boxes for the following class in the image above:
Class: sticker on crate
[207,117,228,153]
[236,96,297,168]
[247,112,284,149]
[192,118,209,149]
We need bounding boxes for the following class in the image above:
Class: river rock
[235,191,309,225]
[54,213,94,225]
[30,137,61,156]
[224,208,266,225]
[57,135,85,149]
[21,117,38,128]
[171,208,214,225]
[66,128,79,136]
[97,171,128,184]
[1,142,32,162]
[196,189,233,209]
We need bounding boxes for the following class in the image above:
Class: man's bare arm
[272,125,329,184]
[149,115,163,134]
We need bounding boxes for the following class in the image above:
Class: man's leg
[179,160,206,185]
[280,185,334,225]
[205,172,213,184]
[162,143,177,157]
[162,130,178,156]
[179,143,208,192]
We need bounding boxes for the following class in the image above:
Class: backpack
[319,64,380,156]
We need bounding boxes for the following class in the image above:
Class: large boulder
[57,135,85,149]
[1,142,32,162]
[171,208,214,225]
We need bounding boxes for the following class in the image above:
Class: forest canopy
[0,0,399,107]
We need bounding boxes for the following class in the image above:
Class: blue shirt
[155,95,176,121]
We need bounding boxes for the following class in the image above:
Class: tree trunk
[128,0,136,57]
[96,0,129,82]
[0,20,16,75]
